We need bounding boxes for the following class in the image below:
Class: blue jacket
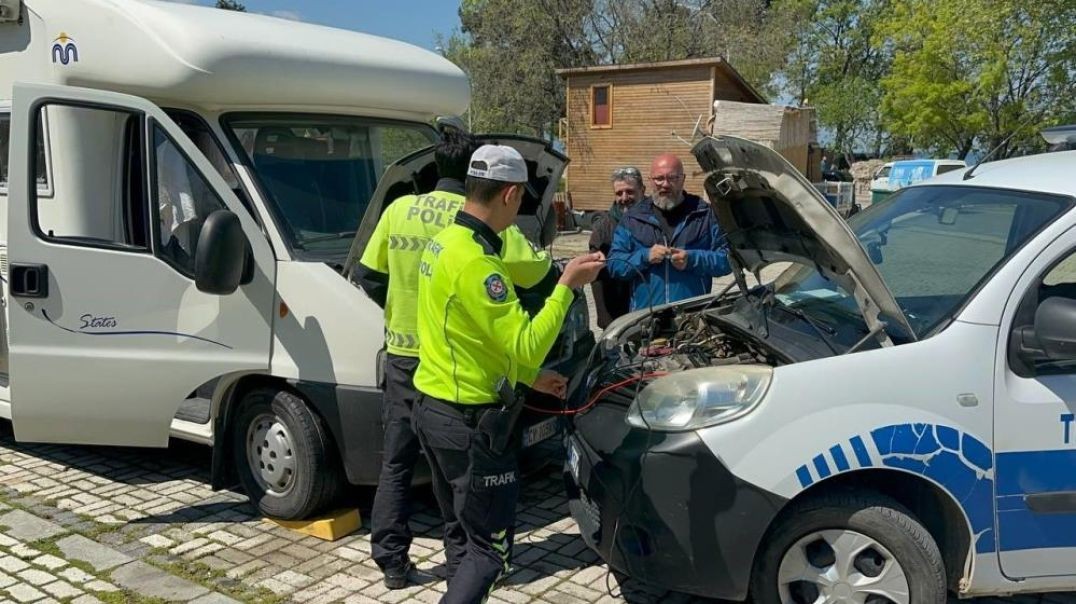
[608,194,731,310]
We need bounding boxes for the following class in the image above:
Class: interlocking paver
[55,535,131,572]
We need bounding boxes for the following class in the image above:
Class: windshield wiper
[298,231,357,246]
[769,301,840,355]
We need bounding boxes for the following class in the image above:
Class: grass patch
[92,589,170,604]
[148,556,287,604]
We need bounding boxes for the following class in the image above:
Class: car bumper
[564,401,786,601]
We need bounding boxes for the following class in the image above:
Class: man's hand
[670,248,688,270]
[558,252,605,288]
[648,244,671,264]
[532,370,568,399]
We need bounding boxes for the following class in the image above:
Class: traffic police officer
[413,144,604,604]
[356,129,553,589]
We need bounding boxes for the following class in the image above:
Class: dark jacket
[608,193,730,310]
[588,206,632,329]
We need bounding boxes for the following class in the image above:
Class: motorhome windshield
[224,114,436,256]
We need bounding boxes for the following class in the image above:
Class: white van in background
[0,0,592,519]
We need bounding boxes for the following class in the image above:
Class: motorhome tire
[751,492,946,604]
[233,388,343,520]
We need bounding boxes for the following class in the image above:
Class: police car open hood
[343,135,568,275]
[693,135,915,342]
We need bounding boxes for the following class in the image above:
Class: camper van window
[936,164,964,175]
[31,104,148,250]
[164,110,258,222]
[152,125,229,276]
[223,114,436,258]
[0,113,51,194]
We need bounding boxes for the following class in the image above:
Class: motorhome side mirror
[1034,296,1076,361]
[195,210,249,295]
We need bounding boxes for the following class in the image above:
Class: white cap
[467,144,528,183]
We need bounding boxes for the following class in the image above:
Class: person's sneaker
[383,560,414,590]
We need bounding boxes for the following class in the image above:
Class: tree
[777,0,891,161]
[877,0,1076,159]
[215,0,246,11]
[441,0,599,136]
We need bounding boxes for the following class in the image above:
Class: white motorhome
[0,0,592,519]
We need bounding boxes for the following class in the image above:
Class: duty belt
[421,395,498,428]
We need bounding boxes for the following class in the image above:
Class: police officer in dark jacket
[589,167,643,328]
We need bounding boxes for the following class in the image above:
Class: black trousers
[370,354,423,571]
[414,395,521,604]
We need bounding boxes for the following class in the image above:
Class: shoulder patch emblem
[484,274,508,302]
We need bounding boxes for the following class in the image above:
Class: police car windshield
[776,185,1071,339]
[224,114,437,255]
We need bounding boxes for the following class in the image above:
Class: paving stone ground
[0,232,1071,603]
[0,427,1073,604]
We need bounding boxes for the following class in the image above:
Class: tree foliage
[777,0,893,161]
[877,0,1076,159]
[215,0,246,11]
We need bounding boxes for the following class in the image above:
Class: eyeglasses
[650,173,683,184]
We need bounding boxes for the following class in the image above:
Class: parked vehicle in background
[870,161,895,203]
[889,159,967,188]
[870,159,966,205]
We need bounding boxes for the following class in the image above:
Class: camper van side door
[6,83,276,447]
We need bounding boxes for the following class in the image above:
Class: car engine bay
[585,302,787,406]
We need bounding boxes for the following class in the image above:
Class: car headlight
[626,365,772,431]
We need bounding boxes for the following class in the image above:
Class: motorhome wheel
[232,388,343,520]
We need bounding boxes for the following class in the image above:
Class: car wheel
[751,492,946,604]
[232,388,343,520]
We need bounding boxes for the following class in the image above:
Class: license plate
[522,417,558,447]
[567,440,581,483]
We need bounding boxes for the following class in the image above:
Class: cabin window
[590,85,612,128]
[152,124,230,276]
[0,112,53,195]
[29,104,149,251]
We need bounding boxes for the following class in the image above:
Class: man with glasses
[588,166,643,328]
[608,153,730,309]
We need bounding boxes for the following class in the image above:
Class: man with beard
[588,166,643,328]
[607,153,731,310]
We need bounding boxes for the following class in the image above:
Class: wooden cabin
[557,57,766,212]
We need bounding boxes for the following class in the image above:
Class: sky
[164,1,462,50]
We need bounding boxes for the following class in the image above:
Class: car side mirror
[195,210,252,295]
[1034,296,1076,361]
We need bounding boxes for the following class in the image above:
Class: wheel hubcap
[246,413,297,497]
[778,529,910,604]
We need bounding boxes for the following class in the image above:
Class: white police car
[566,136,1076,603]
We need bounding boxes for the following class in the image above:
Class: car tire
[232,388,343,520]
[751,492,946,604]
